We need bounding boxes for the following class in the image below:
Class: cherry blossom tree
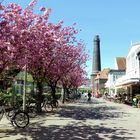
[0,0,88,112]
[59,53,88,103]
[0,4,21,89]
[0,1,46,110]
[45,41,88,99]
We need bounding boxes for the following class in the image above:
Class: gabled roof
[95,68,110,80]
[127,43,140,58]
[115,57,126,70]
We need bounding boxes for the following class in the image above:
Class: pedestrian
[87,91,92,102]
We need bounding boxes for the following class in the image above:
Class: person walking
[87,91,92,102]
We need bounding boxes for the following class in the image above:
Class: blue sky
[2,0,140,77]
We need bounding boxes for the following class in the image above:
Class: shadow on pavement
[0,99,134,140]
[0,122,135,140]
[56,104,124,120]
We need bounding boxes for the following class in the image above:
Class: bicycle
[0,103,29,128]
[13,110,29,128]
[49,98,59,108]
[41,98,53,112]
[25,103,37,118]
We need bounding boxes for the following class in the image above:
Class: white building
[105,57,126,96]
[115,43,140,102]
[106,69,125,96]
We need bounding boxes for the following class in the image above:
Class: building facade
[115,43,140,102]
[94,69,109,95]
[105,69,125,97]
[105,57,126,96]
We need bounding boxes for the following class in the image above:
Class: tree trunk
[50,85,56,100]
[36,81,43,113]
[62,87,66,104]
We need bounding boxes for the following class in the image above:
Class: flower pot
[137,101,140,108]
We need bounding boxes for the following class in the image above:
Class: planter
[137,101,140,108]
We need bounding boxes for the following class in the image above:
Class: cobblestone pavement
[0,96,140,140]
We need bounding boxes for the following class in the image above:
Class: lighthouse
[91,35,101,94]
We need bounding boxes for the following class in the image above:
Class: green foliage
[55,93,62,99]
[56,88,62,94]
[116,88,125,94]
[136,94,140,101]
[17,72,34,82]
[6,87,13,93]
[26,94,36,104]
[105,88,109,93]
[0,90,24,106]
[0,92,12,105]
[78,88,91,93]
[0,92,4,103]
[99,88,106,95]
[43,92,61,100]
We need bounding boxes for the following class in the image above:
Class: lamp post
[23,42,28,111]
[23,64,27,111]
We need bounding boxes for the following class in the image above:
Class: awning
[115,75,140,87]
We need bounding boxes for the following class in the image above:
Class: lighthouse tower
[91,35,101,93]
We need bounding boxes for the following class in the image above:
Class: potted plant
[136,94,140,108]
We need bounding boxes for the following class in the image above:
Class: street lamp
[23,64,27,111]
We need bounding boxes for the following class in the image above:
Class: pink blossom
[28,0,36,7]
[40,7,46,12]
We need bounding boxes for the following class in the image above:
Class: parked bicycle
[0,101,29,128]
[41,98,53,112]
[26,103,37,118]
[12,109,29,128]
[50,98,59,108]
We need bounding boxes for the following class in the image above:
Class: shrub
[136,94,140,101]
[43,92,61,100]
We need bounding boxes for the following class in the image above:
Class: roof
[109,69,125,73]
[115,57,126,70]
[95,68,110,80]
[127,43,140,58]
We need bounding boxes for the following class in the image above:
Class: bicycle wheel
[51,100,59,108]
[41,98,48,109]
[41,100,45,108]
[5,108,13,120]
[6,108,19,127]
[13,111,29,128]
[0,107,4,120]
[44,102,53,112]
[28,106,37,118]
